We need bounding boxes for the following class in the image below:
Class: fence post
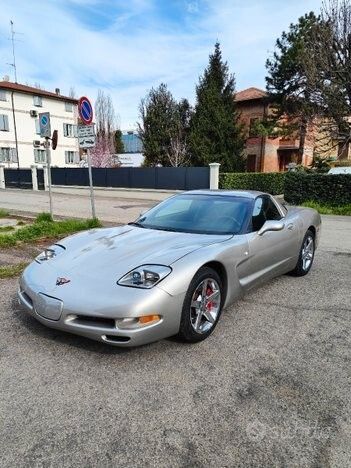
[0,165,5,189]
[209,163,220,189]
[31,164,38,191]
[43,164,49,190]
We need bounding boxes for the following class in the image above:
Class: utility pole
[44,137,53,218]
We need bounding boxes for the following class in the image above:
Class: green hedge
[284,172,351,206]
[219,172,285,195]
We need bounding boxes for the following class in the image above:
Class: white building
[0,79,80,168]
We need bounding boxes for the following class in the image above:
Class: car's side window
[264,197,282,221]
[251,197,266,232]
[251,196,282,232]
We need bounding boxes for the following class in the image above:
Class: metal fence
[50,167,209,190]
[3,166,209,191]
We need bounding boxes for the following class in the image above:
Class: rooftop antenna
[9,20,18,83]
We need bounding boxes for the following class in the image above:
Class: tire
[290,229,315,277]
[176,267,224,343]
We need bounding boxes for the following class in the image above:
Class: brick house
[235,87,315,172]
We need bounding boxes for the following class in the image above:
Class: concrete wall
[0,90,79,168]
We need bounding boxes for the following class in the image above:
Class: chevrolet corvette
[18,190,321,347]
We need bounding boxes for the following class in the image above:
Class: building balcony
[279,137,299,149]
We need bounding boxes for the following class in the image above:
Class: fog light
[138,315,161,325]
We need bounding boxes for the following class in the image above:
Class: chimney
[55,88,60,95]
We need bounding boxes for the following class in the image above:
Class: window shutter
[10,148,18,163]
[35,119,40,135]
[73,125,78,137]
[73,152,80,163]
[63,124,67,137]
[65,151,68,164]
[4,115,9,131]
[34,149,38,163]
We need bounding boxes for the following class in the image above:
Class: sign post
[78,97,96,219]
[39,112,53,218]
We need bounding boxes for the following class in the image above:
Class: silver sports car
[18,190,321,347]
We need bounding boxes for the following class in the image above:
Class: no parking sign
[78,96,93,125]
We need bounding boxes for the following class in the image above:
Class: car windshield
[131,194,252,235]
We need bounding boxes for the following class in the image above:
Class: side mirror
[258,220,284,236]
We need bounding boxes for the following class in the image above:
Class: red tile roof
[235,87,267,102]
[0,81,78,103]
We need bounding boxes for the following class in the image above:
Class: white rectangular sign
[77,124,95,138]
[79,136,96,148]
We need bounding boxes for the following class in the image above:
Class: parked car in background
[328,167,351,175]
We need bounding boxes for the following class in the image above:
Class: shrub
[35,212,53,223]
[0,209,9,218]
[219,172,285,195]
[284,172,351,206]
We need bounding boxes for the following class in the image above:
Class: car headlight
[118,265,172,289]
[35,244,65,263]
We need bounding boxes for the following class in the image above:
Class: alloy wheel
[190,278,221,334]
[302,235,314,271]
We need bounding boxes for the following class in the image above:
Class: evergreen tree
[137,83,180,166]
[114,129,124,154]
[265,13,320,159]
[189,42,244,172]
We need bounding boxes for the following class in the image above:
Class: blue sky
[0,0,322,128]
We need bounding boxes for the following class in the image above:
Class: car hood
[49,225,232,279]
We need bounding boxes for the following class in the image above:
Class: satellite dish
[52,130,58,150]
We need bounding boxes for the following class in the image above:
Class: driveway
[0,215,350,467]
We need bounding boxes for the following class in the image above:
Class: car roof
[184,189,265,199]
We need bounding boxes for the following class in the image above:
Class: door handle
[287,223,294,230]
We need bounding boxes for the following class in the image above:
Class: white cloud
[0,0,322,128]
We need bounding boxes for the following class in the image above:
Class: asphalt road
[0,216,350,467]
[0,188,167,224]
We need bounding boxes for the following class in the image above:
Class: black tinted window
[134,194,252,235]
[251,196,282,231]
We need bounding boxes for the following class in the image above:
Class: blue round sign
[78,96,93,124]
[41,115,48,126]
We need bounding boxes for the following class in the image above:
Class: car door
[243,195,299,289]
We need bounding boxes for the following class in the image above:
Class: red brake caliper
[206,285,213,311]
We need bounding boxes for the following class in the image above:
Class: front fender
[157,235,250,308]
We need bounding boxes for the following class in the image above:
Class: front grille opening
[21,291,33,307]
[104,335,131,343]
[73,315,116,329]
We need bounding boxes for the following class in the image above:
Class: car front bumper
[18,264,185,347]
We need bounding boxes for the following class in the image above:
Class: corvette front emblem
[56,277,70,286]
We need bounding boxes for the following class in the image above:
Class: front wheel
[176,267,223,343]
[290,230,315,276]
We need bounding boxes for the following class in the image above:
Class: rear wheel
[177,267,223,343]
[290,230,315,276]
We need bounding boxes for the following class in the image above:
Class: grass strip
[0,262,28,279]
[301,201,351,216]
[0,215,102,248]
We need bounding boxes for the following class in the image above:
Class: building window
[249,117,260,137]
[0,147,17,162]
[65,151,79,164]
[247,154,257,172]
[34,149,46,163]
[65,102,73,112]
[0,114,9,131]
[35,119,40,135]
[63,123,77,137]
[0,90,7,101]
[33,95,43,107]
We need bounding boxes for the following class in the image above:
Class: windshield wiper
[128,222,146,228]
